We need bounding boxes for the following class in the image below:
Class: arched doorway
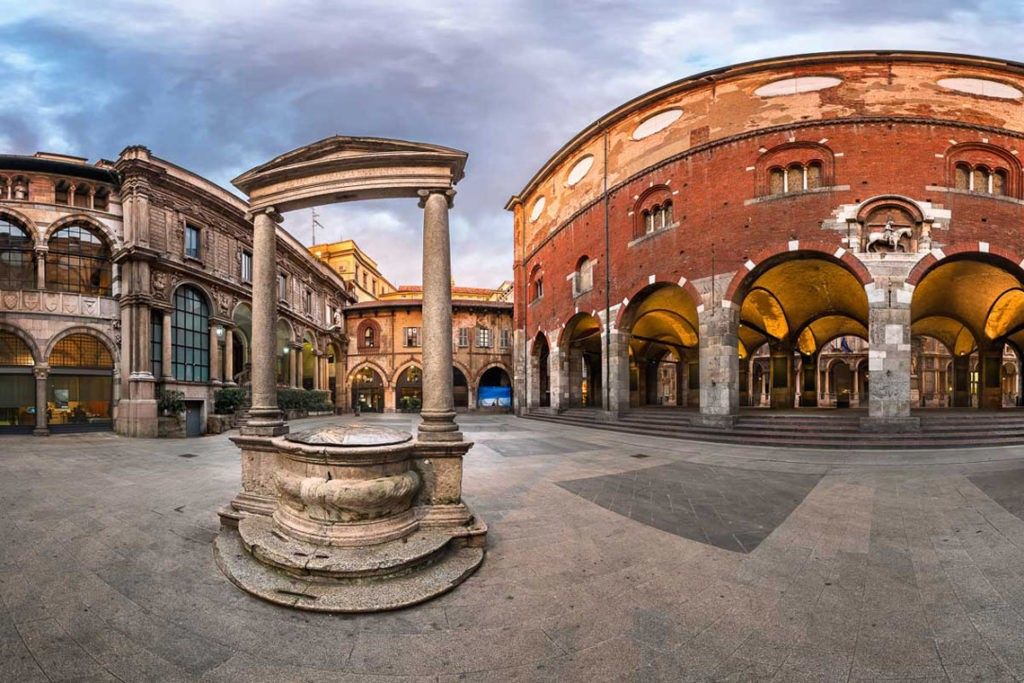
[453,367,469,409]
[302,334,316,390]
[0,329,36,432]
[736,253,869,409]
[619,283,699,409]
[561,313,602,408]
[531,332,550,408]
[478,366,512,409]
[911,254,1024,409]
[47,333,114,432]
[232,303,252,385]
[351,366,384,413]
[395,365,422,411]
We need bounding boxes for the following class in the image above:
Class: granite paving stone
[2,413,1024,680]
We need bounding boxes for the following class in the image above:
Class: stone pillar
[292,344,302,388]
[416,189,461,442]
[34,248,46,289]
[952,355,971,408]
[513,330,528,414]
[978,343,1004,410]
[32,365,49,436]
[244,208,286,434]
[852,364,860,406]
[768,341,793,409]
[604,330,630,416]
[863,288,917,430]
[313,353,322,391]
[162,312,172,380]
[548,346,565,411]
[697,304,739,426]
[800,353,818,407]
[567,347,584,407]
[224,327,235,385]
[210,325,222,385]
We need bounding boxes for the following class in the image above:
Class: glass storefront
[48,334,114,432]
[0,331,35,431]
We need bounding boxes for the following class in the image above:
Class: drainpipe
[603,130,611,411]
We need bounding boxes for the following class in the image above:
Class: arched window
[786,164,804,193]
[993,169,1008,196]
[73,185,91,209]
[806,162,823,189]
[46,224,111,295]
[0,216,35,289]
[954,163,971,190]
[358,320,379,350]
[644,211,654,234]
[529,266,544,302]
[0,330,34,428]
[574,256,594,296]
[972,167,989,194]
[171,286,210,382]
[11,176,28,201]
[769,167,785,195]
[54,180,71,205]
[50,334,113,369]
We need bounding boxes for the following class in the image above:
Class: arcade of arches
[524,250,1024,424]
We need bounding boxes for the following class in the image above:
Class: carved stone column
[698,304,739,426]
[210,325,222,385]
[245,208,286,434]
[416,189,461,443]
[224,327,235,385]
[34,248,46,289]
[33,364,49,437]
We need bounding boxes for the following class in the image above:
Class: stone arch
[724,241,873,305]
[170,279,216,312]
[347,359,391,387]
[906,244,1024,288]
[0,321,43,364]
[615,278,703,331]
[945,141,1022,197]
[44,325,119,366]
[475,360,513,387]
[390,359,423,387]
[44,213,119,249]
[0,206,40,243]
[355,318,382,350]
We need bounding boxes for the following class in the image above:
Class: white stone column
[548,346,565,411]
[244,208,286,434]
[698,304,739,426]
[416,189,461,442]
[33,365,49,436]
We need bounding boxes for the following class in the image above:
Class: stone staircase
[522,408,1024,449]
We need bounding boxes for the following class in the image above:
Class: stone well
[215,423,486,612]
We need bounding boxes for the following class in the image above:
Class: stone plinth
[215,423,485,612]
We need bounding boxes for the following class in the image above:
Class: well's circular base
[214,524,484,613]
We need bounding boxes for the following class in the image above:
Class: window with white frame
[241,250,252,283]
[458,327,470,347]
[404,326,421,347]
[500,329,511,349]
[476,326,492,348]
[185,223,201,259]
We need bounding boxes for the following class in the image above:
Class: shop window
[48,334,113,428]
[0,331,34,428]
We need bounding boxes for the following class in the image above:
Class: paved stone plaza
[4,415,1024,681]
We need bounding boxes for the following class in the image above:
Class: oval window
[632,109,683,140]
[566,155,595,186]
[529,196,546,222]
[937,77,1022,100]
[754,76,843,97]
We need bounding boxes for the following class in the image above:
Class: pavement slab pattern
[2,413,1024,681]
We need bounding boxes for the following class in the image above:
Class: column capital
[33,363,50,379]
[417,188,456,209]
[247,206,284,223]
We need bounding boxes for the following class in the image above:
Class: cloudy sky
[3,1,1022,287]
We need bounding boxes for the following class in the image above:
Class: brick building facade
[508,51,1024,426]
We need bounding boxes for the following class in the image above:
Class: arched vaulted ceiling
[622,284,700,355]
[738,256,868,357]
[911,258,1024,354]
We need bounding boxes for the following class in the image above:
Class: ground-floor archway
[561,313,602,408]
[395,365,423,411]
[351,365,384,413]
[47,333,115,432]
[453,366,469,409]
[530,332,550,408]
[478,365,512,409]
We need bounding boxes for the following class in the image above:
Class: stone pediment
[233,136,468,213]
